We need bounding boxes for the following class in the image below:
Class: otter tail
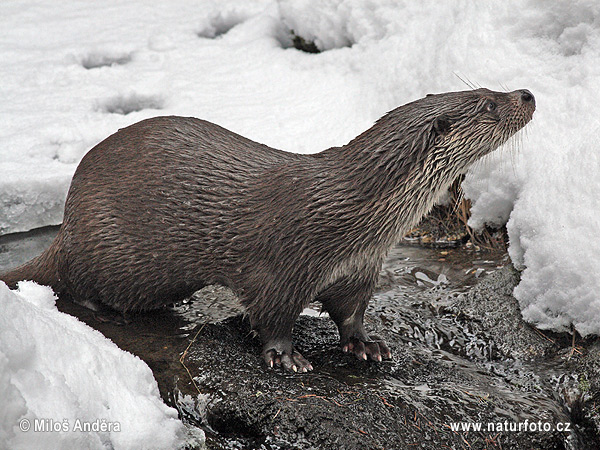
[0,237,62,290]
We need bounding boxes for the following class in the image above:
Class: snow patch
[196,11,248,39]
[98,93,165,115]
[0,281,202,450]
[80,52,132,70]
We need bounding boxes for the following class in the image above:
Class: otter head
[425,88,536,168]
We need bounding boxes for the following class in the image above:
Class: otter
[1,88,535,372]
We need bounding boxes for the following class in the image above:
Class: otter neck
[318,124,467,251]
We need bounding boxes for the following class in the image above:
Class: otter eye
[433,115,451,136]
[486,101,497,112]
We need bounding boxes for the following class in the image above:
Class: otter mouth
[485,88,536,152]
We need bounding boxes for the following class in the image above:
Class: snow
[0,0,599,417]
[0,281,202,450]
[461,1,600,336]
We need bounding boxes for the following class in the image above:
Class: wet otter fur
[1,88,535,371]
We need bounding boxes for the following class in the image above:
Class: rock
[175,264,593,450]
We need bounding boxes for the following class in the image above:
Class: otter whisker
[452,184,466,214]
[508,134,520,176]
[499,82,510,92]
[453,72,477,90]
[477,151,494,175]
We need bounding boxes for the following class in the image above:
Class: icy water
[0,228,586,449]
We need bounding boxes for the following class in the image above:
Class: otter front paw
[262,342,313,373]
[342,337,392,362]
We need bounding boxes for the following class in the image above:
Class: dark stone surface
[171,265,600,449]
[174,312,571,449]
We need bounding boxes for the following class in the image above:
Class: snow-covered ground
[1,1,600,445]
[0,282,203,450]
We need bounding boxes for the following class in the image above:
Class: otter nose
[520,89,535,104]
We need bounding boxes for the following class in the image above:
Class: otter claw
[342,337,391,362]
[263,348,313,373]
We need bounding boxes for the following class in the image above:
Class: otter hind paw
[342,337,391,362]
[263,346,313,373]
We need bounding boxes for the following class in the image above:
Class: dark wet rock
[568,340,600,446]
[174,310,577,449]
[450,266,554,360]
[161,261,600,449]
[451,266,600,447]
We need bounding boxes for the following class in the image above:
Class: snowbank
[462,1,600,335]
[0,281,200,450]
[1,1,599,332]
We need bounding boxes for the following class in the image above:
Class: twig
[179,323,207,394]
[533,326,555,343]
[380,396,394,408]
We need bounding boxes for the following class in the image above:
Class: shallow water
[0,225,59,272]
[0,229,588,449]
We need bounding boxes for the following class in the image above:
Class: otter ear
[433,115,451,136]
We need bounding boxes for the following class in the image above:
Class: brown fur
[1,88,535,369]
